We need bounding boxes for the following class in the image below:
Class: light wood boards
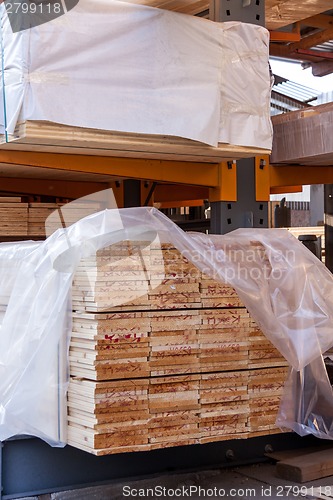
[71,308,276,380]
[67,366,288,455]
[276,448,333,483]
[0,199,103,238]
[0,203,28,236]
[5,121,270,164]
[68,240,289,455]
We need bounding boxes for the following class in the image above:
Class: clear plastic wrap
[0,0,272,149]
[0,205,333,445]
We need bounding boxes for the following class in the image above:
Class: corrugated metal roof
[271,74,321,114]
[272,74,321,103]
[311,40,333,53]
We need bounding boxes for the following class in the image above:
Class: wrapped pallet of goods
[69,238,288,454]
[0,206,333,454]
[0,0,272,161]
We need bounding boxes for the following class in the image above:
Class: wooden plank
[7,121,270,164]
[266,445,333,462]
[276,448,333,483]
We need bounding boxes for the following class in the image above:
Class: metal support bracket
[209,0,265,26]
[209,161,237,203]
[255,155,270,201]
[210,158,268,234]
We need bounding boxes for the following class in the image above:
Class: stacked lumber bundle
[68,241,289,455]
[249,326,287,369]
[29,202,103,237]
[199,371,249,445]
[27,203,59,236]
[67,378,151,455]
[0,201,28,236]
[248,367,289,436]
[0,199,103,238]
[10,121,271,164]
[70,308,257,380]
[67,367,288,455]
[71,241,201,312]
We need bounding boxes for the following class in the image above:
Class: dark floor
[19,462,333,500]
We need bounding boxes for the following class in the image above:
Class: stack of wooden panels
[28,203,59,236]
[72,241,201,312]
[248,367,289,437]
[10,121,271,164]
[0,199,103,238]
[29,202,103,237]
[67,378,151,455]
[70,308,260,380]
[0,202,28,236]
[67,367,288,455]
[199,371,249,445]
[68,241,289,454]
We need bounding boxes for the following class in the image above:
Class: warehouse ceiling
[121,0,333,76]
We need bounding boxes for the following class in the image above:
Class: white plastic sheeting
[0,0,272,149]
[0,206,333,445]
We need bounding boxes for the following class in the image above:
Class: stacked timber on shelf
[0,200,28,236]
[68,240,289,455]
[271,102,333,166]
[30,201,103,237]
[0,199,103,238]
[9,121,271,163]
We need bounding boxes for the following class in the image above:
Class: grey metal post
[310,184,324,226]
[210,158,268,234]
[123,179,141,207]
[209,0,265,25]
[210,0,268,234]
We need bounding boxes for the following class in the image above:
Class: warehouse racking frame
[1,0,333,496]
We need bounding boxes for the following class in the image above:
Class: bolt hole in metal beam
[227,204,232,210]
[227,218,232,224]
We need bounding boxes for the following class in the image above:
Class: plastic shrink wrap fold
[0,0,272,149]
[0,207,333,445]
